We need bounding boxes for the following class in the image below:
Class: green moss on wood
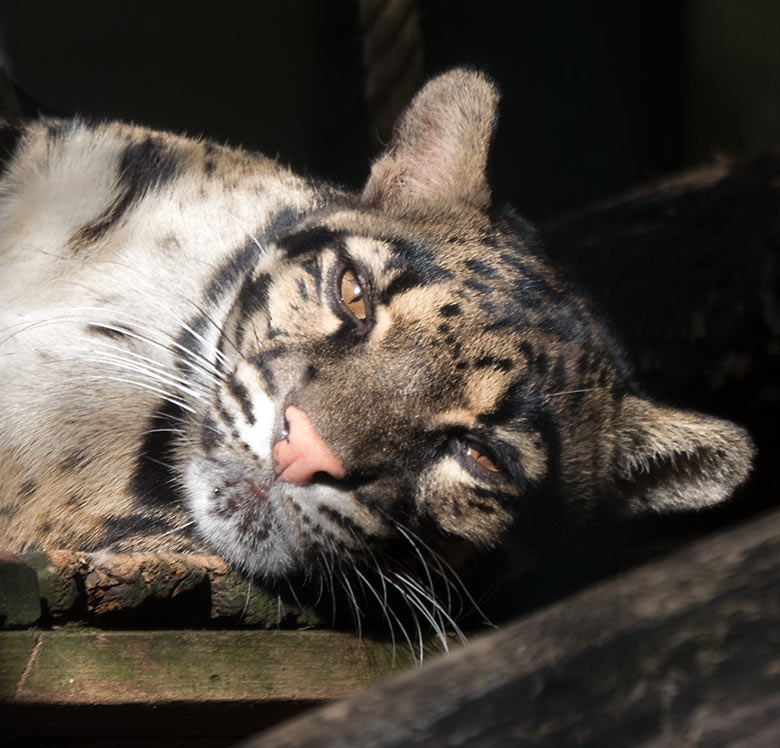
[0,554,41,627]
[21,553,79,617]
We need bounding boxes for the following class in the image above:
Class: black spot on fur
[251,349,281,396]
[481,379,544,431]
[86,323,132,340]
[216,402,236,431]
[550,355,568,393]
[464,258,500,278]
[467,498,497,514]
[174,316,209,377]
[67,491,88,508]
[317,505,369,542]
[69,136,181,251]
[200,415,222,453]
[0,124,22,177]
[159,233,182,254]
[120,137,180,192]
[387,239,452,285]
[382,270,422,301]
[227,373,255,425]
[60,450,90,471]
[475,356,513,372]
[130,397,185,508]
[203,144,218,176]
[19,479,36,498]
[464,277,492,295]
[239,272,272,320]
[518,341,535,370]
[205,241,262,305]
[264,206,309,242]
[301,258,322,297]
[439,303,461,318]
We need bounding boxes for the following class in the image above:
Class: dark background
[2,0,779,221]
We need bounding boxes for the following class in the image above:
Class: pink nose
[273,405,346,485]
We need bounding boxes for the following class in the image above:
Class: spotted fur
[0,70,754,632]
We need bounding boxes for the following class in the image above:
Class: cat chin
[181,455,290,575]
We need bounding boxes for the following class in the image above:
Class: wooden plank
[2,551,326,627]
[237,507,780,747]
[1,629,444,705]
[0,628,36,699]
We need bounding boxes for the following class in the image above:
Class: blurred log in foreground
[240,505,780,748]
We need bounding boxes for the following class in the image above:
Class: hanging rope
[358,0,424,150]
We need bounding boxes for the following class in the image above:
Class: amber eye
[464,442,501,473]
[339,268,367,321]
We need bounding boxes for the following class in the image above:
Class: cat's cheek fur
[223,363,279,460]
[417,458,515,547]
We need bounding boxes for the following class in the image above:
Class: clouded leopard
[0,69,754,629]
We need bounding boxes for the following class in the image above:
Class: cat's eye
[464,442,501,473]
[339,268,367,321]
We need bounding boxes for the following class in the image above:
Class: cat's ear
[362,68,498,212]
[614,395,755,514]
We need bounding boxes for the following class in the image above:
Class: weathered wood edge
[0,628,450,705]
[0,551,324,627]
[237,506,780,747]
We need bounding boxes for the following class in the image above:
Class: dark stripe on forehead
[381,270,422,302]
[263,205,309,240]
[301,258,322,297]
[386,238,453,284]
[276,226,342,258]
[479,378,543,428]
